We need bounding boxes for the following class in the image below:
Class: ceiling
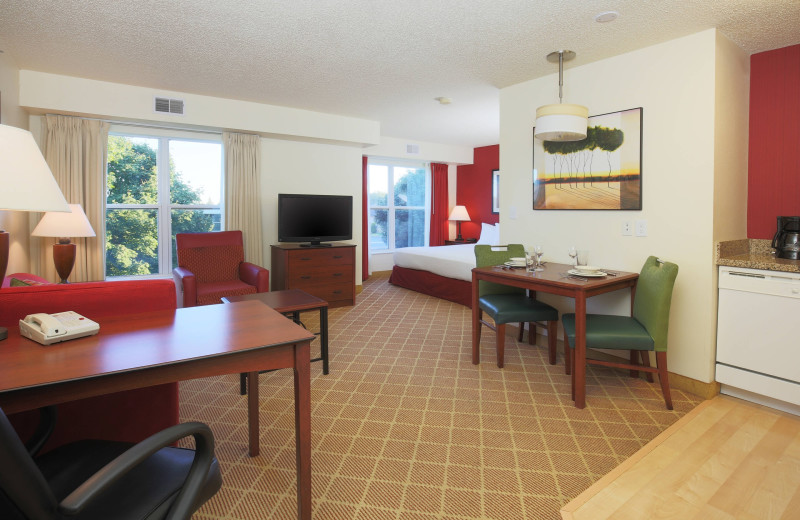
[1,1,799,149]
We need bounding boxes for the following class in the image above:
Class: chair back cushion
[178,245,244,283]
[474,244,526,297]
[176,231,246,283]
[633,256,679,352]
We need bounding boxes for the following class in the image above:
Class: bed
[388,223,500,307]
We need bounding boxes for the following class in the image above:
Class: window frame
[367,158,431,251]
[106,125,224,278]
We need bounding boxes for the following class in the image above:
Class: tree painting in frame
[491,169,499,214]
[533,107,642,210]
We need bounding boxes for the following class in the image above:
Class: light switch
[509,206,517,219]
[635,220,648,237]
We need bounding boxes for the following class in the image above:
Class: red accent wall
[748,44,800,239]
[456,144,499,239]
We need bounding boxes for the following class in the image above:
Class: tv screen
[278,193,353,246]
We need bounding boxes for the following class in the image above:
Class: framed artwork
[491,169,499,213]
[533,107,643,210]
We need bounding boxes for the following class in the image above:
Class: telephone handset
[19,311,100,345]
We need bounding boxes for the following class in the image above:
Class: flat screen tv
[278,193,353,247]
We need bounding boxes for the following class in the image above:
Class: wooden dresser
[270,243,356,308]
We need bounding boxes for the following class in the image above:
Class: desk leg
[294,341,312,520]
[472,271,480,364]
[574,296,587,409]
[321,306,329,375]
[247,371,259,456]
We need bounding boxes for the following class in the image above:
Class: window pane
[368,165,388,207]
[169,141,222,205]
[107,136,158,204]
[394,167,426,207]
[395,209,425,248]
[105,209,158,276]
[170,209,221,268]
[369,209,388,251]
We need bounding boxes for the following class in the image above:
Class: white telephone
[19,311,100,345]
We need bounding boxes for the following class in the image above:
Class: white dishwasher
[716,266,800,411]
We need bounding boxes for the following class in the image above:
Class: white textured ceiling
[1,1,799,148]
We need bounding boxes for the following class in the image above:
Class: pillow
[10,277,49,287]
[476,223,500,245]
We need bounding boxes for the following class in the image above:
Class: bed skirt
[388,265,472,308]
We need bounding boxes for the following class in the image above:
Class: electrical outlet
[635,219,648,237]
[622,221,633,236]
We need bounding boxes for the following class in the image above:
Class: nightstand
[444,239,478,245]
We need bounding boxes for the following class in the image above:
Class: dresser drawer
[288,265,354,286]
[306,283,353,305]
[287,248,353,267]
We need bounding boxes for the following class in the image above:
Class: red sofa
[0,278,179,453]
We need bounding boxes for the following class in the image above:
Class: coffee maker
[772,216,800,260]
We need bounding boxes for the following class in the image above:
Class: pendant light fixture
[534,50,588,141]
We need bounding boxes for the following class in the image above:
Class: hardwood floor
[561,395,800,519]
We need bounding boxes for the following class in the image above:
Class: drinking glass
[534,245,544,271]
[576,250,589,267]
[525,250,534,272]
[568,246,577,266]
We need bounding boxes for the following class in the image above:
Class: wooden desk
[472,263,638,409]
[0,300,315,520]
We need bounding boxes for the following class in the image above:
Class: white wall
[19,71,380,147]
[261,138,363,283]
[499,29,749,383]
[365,136,473,165]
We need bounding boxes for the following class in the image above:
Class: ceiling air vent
[154,96,185,115]
[406,143,420,155]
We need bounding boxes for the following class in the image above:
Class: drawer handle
[333,255,343,259]
[332,290,342,294]
[300,257,312,261]
[301,276,312,280]
[333,273,343,277]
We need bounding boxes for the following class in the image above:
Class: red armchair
[173,230,269,307]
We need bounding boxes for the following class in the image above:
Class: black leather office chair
[0,406,222,520]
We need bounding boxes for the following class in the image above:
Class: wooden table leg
[294,341,312,520]
[247,371,259,456]
[574,296,587,409]
[472,271,480,364]
[320,306,329,375]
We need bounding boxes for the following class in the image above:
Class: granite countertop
[716,239,800,273]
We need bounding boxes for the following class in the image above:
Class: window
[106,128,223,277]
[367,160,430,250]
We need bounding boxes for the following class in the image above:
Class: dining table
[471,262,639,408]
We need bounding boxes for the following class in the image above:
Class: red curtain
[361,156,369,281]
[429,163,449,246]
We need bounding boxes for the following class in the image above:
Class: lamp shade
[534,104,589,141]
[32,204,96,239]
[0,124,69,212]
[448,205,471,222]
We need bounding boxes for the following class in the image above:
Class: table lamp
[448,205,471,241]
[0,124,70,340]
[32,204,96,284]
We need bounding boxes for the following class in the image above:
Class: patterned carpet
[181,272,702,519]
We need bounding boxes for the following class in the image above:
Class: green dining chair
[562,256,679,409]
[474,244,559,368]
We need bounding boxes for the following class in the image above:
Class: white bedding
[392,244,476,282]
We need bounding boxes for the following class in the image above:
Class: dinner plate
[567,269,607,277]
[504,261,526,267]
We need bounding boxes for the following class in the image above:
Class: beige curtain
[223,132,263,266]
[31,115,108,282]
